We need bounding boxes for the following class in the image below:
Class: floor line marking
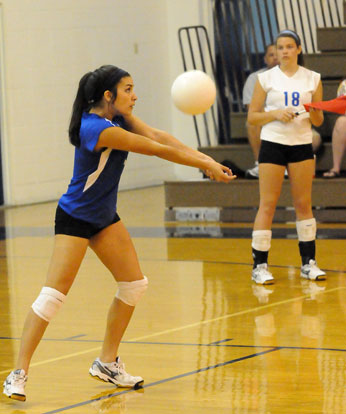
[2,337,346,353]
[42,348,279,414]
[0,286,344,375]
[167,259,346,274]
[128,286,345,342]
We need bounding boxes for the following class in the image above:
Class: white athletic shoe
[301,259,326,281]
[3,369,27,402]
[89,357,144,388]
[252,263,274,285]
[245,162,259,179]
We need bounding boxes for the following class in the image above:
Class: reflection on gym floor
[0,186,345,414]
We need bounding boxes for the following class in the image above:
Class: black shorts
[54,205,121,239]
[258,140,314,166]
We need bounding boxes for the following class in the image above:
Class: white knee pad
[31,287,66,322]
[252,230,272,251]
[296,218,316,241]
[115,276,148,306]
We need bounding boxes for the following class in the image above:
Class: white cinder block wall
[0,0,212,206]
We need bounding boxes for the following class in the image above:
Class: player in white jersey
[247,29,326,285]
[3,65,236,402]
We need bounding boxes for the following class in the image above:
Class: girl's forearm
[248,110,278,126]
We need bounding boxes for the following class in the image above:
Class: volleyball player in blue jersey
[3,65,235,401]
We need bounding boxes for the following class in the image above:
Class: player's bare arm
[309,80,324,127]
[124,114,214,161]
[96,126,235,183]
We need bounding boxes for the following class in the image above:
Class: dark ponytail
[68,72,93,147]
[276,29,304,66]
[68,65,130,147]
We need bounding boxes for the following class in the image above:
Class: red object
[304,95,346,115]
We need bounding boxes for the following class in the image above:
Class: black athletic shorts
[54,205,121,239]
[259,140,314,166]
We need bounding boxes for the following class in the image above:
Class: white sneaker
[245,162,259,179]
[89,357,144,388]
[252,263,274,285]
[3,369,27,401]
[301,259,326,281]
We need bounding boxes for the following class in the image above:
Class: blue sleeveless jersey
[58,112,128,227]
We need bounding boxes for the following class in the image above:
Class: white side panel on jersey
[83,148,112,192]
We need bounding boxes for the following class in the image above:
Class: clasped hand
[274,108,296,123]
[204,161,236,183]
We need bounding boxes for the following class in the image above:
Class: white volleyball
[171,70,216,115]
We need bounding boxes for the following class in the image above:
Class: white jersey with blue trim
[258,65,320,145]
[59,112,128,227]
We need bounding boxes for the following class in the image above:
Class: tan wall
[0,0,211,205]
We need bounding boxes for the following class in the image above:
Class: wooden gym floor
[0,185,346,414]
